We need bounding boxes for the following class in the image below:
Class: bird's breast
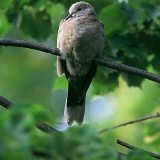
[61,18,104,76]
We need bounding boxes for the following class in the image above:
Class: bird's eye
[77,8,81,11]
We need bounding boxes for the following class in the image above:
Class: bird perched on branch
[57,1,104,125]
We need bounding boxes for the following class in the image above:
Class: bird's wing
[57,19,65,76]
[67,62,98,103]
[57,56,65,77]
[100,21,104,29]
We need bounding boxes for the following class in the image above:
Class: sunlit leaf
[52,75,67,91]
[0,14,11,37]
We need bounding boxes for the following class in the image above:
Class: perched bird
[57,1,104,125]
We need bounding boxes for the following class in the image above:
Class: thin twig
[1,38,160,84]
[116,139,160,159]
[32,150,52,158]
[100,113,160,133]
[117,151,127,158]
[0,95,59,133]
[0,96,13,109]
[37,122,60,133]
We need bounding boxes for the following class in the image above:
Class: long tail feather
[64,101,85,126]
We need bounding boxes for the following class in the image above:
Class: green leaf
[121,2,140,23]
[47,3,66,30]
[99,3,127,35]
[0,0,14,10]
[121,73,143,87]
[0,151,32,160]
[0,13,11,37]
[92,67,118,95]
[52,75,67,91]
[151,6,160,19]
[127,150,151,160]
[0,47,3,55]
[20,5,51,40]
[0,103,45,160]
[151,56,160,71]
[144,121,160,136]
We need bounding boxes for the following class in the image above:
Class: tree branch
[116,139,160,159]
[0,96,13,109]
[32,150,52,159]
[99,113,160,133]
[1,38,160,83]
[0,95,59,133]
[37,122,60,133]
[0,38,60,56]
[94,58,160,83]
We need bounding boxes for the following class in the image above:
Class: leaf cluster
[1,104,157,160]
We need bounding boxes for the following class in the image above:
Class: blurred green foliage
[0,0,160,159]
[1,104,155,160]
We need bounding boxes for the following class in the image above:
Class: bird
[57,1,104,125]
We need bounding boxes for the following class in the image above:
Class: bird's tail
[63,98,85,126]
[63,63,97,126]
[63,76,86,126]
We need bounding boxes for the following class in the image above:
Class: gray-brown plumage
[57,1,104,125]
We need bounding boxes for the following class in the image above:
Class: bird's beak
[65,12,75,20]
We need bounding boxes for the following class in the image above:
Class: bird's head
[65,1,97,20]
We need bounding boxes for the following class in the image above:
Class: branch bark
[117,139,160,159]
[0,96,13,109]
[37,122,60,133]
[1,38,160,83]
[94,58,160,83]
[0,38,60,56]
[100,113,160,133]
